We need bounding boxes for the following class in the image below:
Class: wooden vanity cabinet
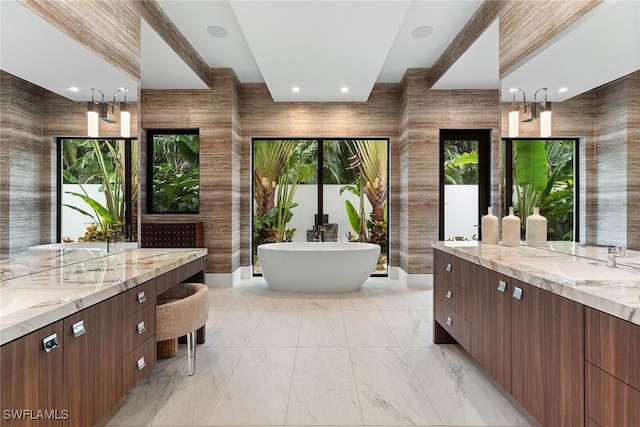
[0,322,65,426]
[433,250,472,352]
[585,307,640,426]
[434,248,585,427]
[63,296,122,427]
[470,266,512,391]
[511,279,584,427]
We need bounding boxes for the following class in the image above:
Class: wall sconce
[86,87,130,138]
[508,87,552,138]
[113,88,130,138]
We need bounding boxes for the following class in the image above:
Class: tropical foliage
[512,139,574,241]
[150,133,199,213]
[444,140,479,185]
[63,139,135,240]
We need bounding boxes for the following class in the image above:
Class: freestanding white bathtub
[257,242,380,293]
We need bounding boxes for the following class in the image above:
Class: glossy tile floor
[98,278,539,427]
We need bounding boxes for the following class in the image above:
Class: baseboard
[205,272,234,288]
[394,267,433,289]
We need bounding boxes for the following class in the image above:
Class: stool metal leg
[187,330,196,376]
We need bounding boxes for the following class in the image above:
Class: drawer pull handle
[446,316,452,326]
[497,280,507,293]
[137,357,146,370]
[512,287,523,300]
[137,291,146,304]
[72,320,86,337]
[446,290,452,299]
[43,333,59,353]
[446,263,452,272]
[137,321,146,335]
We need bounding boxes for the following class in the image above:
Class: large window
[146,129,200,214]
[58,138,137,242]
[252,138,389,275]
[503,138,578,241]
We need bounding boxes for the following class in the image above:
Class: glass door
[439,130,491,241]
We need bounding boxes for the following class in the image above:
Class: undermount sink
[516,258,640,282]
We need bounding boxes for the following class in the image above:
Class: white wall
[444,185,479,241]
[61,184,106,241]
[278,184,373,242]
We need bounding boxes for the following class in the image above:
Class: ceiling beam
[428,0,504,89]
[128,0,212,88]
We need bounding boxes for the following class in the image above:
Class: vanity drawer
[122,281,156,318]
[434,250,471,290]
[585,362,640,427]
[122,302,155,356]
[434,276,471,321]
[122,337,155,394]
[585,307,640,390]
[435,297,470,352]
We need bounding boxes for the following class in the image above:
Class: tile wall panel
[140,69,237,275]
[628,71,640,248]
[402,70,500,274]
[0,72,46,257]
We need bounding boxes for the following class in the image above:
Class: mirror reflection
[0,1,139,259]
[500,0,640,264]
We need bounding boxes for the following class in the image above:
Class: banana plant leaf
[345,199,360,234]
[65,191,117,224]
[515,139,547,192]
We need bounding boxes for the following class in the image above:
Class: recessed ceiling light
[558,87,568,93]
[206,25,228,39]
[292,86,300,93]
[69,87,79,92]
[340,86,349,93]
[412,26,433,39]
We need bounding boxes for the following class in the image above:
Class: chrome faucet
[607,246,626,267]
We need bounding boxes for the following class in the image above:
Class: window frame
[146,128,200,215]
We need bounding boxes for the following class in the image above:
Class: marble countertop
[0,247,207,346]
[433,241,640,325]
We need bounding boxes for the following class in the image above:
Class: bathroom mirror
[0,1,139,258]
[499,0,640,263]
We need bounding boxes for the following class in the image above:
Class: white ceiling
[154,0,486,101]
[0,0,138,101]
[2,0,639,106]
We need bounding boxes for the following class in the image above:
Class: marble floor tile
[342,310,399,347]
[205,347,297,426]
[402,346,537,427]
[206,309,264,347]
[339,295,379,310]
[102,278,541,427]
[248,309,303,347]
[350,347,442,426]
[304,296,342,309]
[286,347,363,426]
[380,309,434,347]
[298,309,348,347]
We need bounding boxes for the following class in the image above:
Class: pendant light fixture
[113,88,130,138]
